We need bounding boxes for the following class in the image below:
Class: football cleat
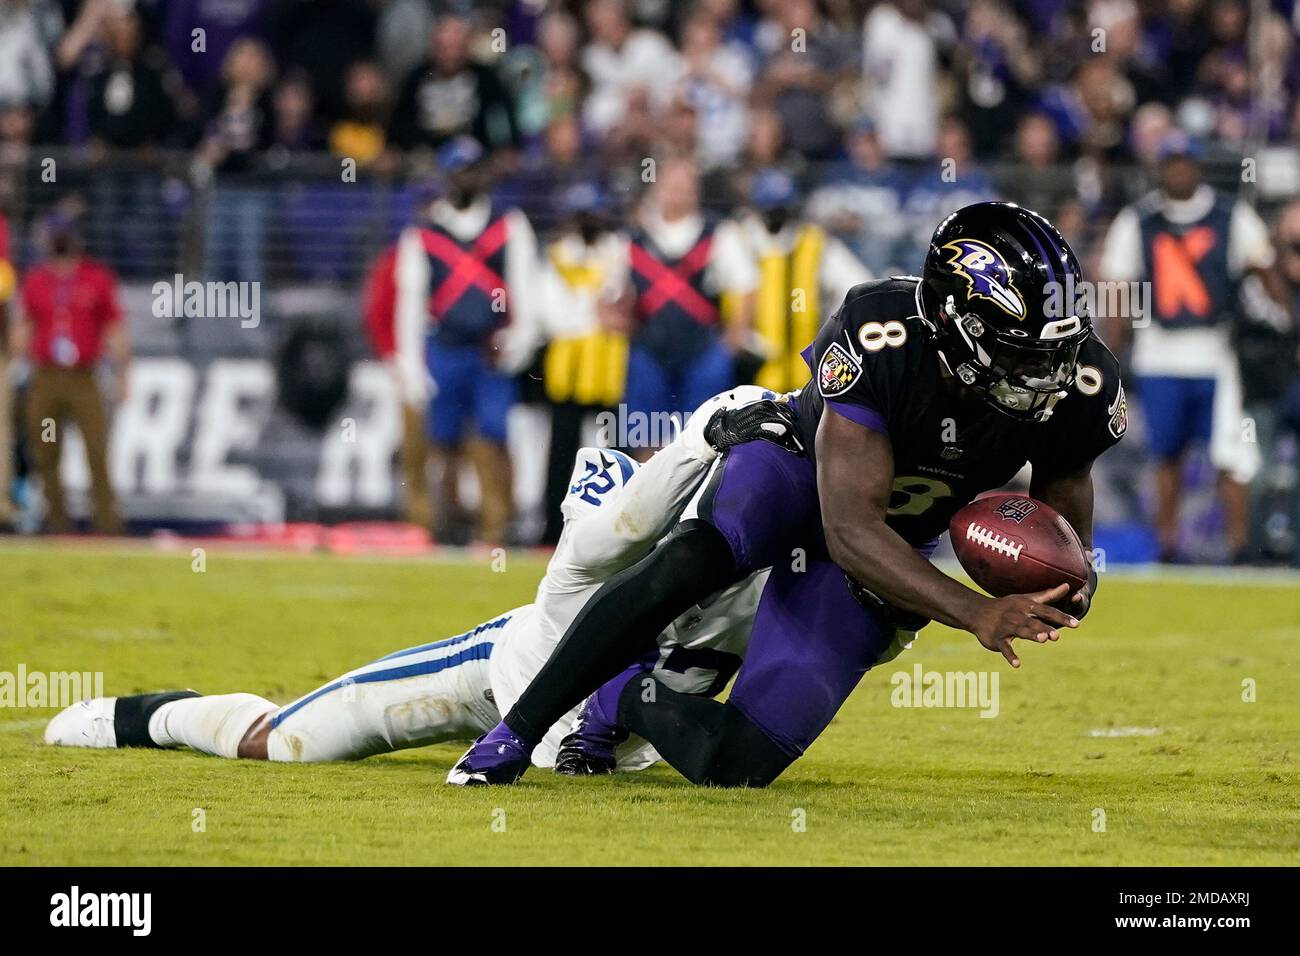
[446,723,532,786]
[45,690,200,750]
[45,697,118,749]
[553,666,637,776]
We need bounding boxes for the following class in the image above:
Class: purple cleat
[446,722,533,786]
[552,666,641,776]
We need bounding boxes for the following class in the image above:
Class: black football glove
[704,398,806,457]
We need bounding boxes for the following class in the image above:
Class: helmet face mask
[920,203,1092,423]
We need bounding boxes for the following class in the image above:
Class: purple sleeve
[826,400,887,435]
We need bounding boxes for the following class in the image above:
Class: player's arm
[1031,461,1099,618]
[567,399,803,580]
[817,407,1078,667]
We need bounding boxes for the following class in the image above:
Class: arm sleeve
[101,270,123,327]
[1099,207,1143,282]
[496,210,542,374]
[394,227,432,407]
[709,220,759,295]
[819,235,873,303]
[362,248,398,358]
[1228,201,1276,276]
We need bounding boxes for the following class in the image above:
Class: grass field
[1,539,1297,866]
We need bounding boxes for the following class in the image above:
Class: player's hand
[966,584,1078,669]
[705,398,805,456]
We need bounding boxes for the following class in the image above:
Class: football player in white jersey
[44,388,800,770]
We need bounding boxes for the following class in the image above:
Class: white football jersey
[489,387,773,768]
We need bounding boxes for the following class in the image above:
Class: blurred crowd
[0,0,1298,566]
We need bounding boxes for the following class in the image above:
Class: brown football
[948,493,1090,597]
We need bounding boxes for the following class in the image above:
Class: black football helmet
[918,202,1091,422]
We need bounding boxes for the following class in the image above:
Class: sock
[504,521,737,744]
[148,693,277,759]
[618,679,795,787]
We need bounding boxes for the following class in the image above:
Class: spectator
[806,115,909,276]
[580,0,679,139]
[510,9,583,143]
[269,70,325,154]
[753,0,857,162]
[87,7,177,277]
[0,0,55,109]
[328,60,390,170]
[389,11,520,154]
[1240,201,1300,561]
[15,208,128,534]
[674,11,752,170]
[898,116,996,265]
[1038,57,1134,160]
[1100,133,1283,563]
[951,0,1042,158]
[375,0,436,84]
[87,8,175,150]
[163,0,269,99]
[392,138,540,544]
[198,37,276,285]
[737,167,870,393]
[862,0,942,160]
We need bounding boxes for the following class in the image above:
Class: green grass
[1,540,1297,866]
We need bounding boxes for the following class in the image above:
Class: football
[949,494,1090,597]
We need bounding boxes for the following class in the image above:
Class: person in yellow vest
[538,180,632,542]
[739,168,871,394]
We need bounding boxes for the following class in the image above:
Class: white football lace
[965,522,1022,561]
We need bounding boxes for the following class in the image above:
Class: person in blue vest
[619,155,757,452]
[394,136,540,545]
[1101,132,1286,563]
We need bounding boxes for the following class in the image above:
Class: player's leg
[66,368,122,534]
[47,609,526,761]
[617,558,911,787]
[251,614,508,761]
[448,437,818,785]
[425,341,474,541]
[27,368,70,532]
[399,402,433,529]
[1207,364,1260,561]
[466,359,518,544]
[1141,375,1192,560]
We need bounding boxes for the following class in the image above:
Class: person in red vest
[621,155,756,445]
[15,210,129,534]
[0,210,16,529]
[394,137,539,545]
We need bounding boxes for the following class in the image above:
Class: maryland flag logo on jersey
[818,341,861,397]
[1107,384,1129,439]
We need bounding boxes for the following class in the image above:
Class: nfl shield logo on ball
[818,342,861,397]
[993,496,1038,524]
